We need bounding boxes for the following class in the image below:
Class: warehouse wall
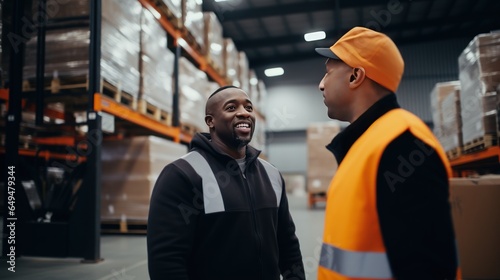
[259,36,473,173]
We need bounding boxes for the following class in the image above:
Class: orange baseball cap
[315,27,404,93]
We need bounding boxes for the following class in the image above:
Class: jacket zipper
[242,168,264,279]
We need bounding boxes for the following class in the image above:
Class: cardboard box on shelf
[449,176,500,279]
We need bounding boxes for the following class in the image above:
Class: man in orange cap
[315,27,458,279]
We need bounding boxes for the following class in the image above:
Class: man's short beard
[234,137,250,148]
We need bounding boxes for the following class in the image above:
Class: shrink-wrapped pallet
[440,88,462,153]
[430,81,461,138]
[178,57,209,132]
[203,12,224,75]
[238,51,250,94]
[458,33,500,145]
[140,8,174,113]
[183,0,204,50]
[24,0,141,97]
[224,38,239,86]
[101,136,187,222]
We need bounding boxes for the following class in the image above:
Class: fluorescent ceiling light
[304,31,326,42]
[214,0,230,2]
[264,67,284,77]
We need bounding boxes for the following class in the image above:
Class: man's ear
[205,115,214,128]
[349,67,366,89]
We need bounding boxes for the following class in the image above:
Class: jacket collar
[190,132,261,164]
[326,93,400,164]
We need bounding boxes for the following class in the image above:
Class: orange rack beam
[0,147,86,163]
[450,146,500,167]
[94,93,192,143]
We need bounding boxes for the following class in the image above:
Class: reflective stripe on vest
[181,151,225,214]
[257,158,283,207]
[182,151,283,214]
[319,243,393,279]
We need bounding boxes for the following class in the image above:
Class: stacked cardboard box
[203,12,224,75]
[458,33,500,145]
[307,122,340,194]
[449,176,500,279]
[141,8,174,113]
[101,136,187,222]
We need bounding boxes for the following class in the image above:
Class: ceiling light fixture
[304,31,326,42]
[214,0,230,2]
[264,67,284,77]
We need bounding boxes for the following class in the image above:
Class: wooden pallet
[137,99,172,126]
[22,77,138,110]
[181,123,201,136]
[101,80,137,110]
[151,0,183,29]
[463,134,497,154]
[446,147,462,160]
[101,219,147,234]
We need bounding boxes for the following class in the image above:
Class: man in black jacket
[147,85,305,280]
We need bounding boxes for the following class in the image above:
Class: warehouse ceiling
[203,0,500,68]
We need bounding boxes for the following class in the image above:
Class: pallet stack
[306,122,340,207]
[458,32,500,153]
[430,81,462,159]
[101,136,187,232]
[140,7,175,126]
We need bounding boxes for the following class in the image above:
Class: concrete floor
[0,194,325,280]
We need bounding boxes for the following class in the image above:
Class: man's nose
[236,106,251,117]
[319,76,325,91]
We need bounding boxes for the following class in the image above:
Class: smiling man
[147,85,305,280]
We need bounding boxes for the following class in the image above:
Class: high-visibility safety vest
[318,109,452,280]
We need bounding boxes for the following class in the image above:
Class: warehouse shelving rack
[450,146,500,177]
[1,0,228,262]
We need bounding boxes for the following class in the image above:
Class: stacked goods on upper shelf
[238,51,250,94]
[183,0,204,51]
[23,0,142,98]
[307,122,340,195]
[430,81,462,158]
[140,8,175,120]
[458,32,500,152]
[101,136,187,222]
[178,57,209,133]
[247,70,268,117]
[224,38,239,86]
[203,12,224,76]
